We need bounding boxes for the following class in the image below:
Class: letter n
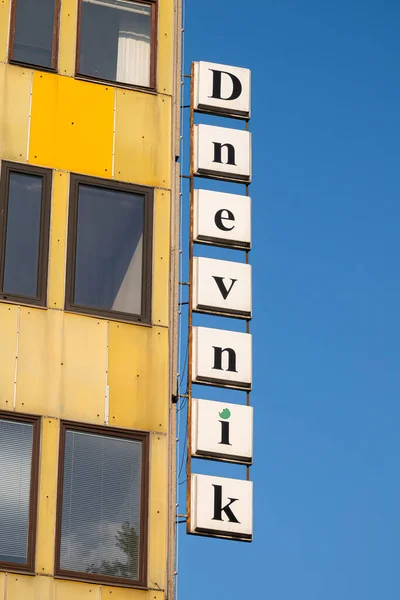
[212,346,238,372]
[212,142,236,165]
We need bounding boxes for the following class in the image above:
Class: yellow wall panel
[36,418,59,575]
[157,0,174,96]
[0,0,10,63]
[16,309,63,416]
[0,572,4,600]
[54,579,99,600]
[0,303,18,411]
[114,91,171,189]
[16,307,48,414]
[5,576,102,600]
[62,313,107,424]
[148,434,168,590]
[48,171,69,309]
[102,588,164,600]
[108,324,168,432]
[6,574,53,600]
[0,64,32,162]
[29,73,114,176]
[58,0,78,77]
[152,190,170,327]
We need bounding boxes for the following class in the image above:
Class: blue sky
[176,1,400,599]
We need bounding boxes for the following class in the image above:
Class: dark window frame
[65,173,153,324]
[54,421,150,589]
[0,162,52,307]
[8,0,61,72]
[0,410,41,575]
[75,0,158,91]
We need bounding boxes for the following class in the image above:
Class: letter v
[212,277,237,300]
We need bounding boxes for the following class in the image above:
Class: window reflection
[12,0,56,68]
[59,430,142,581]
[3,173,42,298]
[74,184,144,315]
[78,0,152,87]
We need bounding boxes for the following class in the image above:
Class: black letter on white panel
[214,208,235,231]
[209,69,242,102]
[212,485,240,523]
[212,277,237,300]
[212,346,238,373]
[212,142,236,165]
[219,420,231,446]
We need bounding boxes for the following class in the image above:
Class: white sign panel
[193,189,251,249]
[194,124,251,182]
[192,326,252,389]
[193,61,251,118]
[190,474,253,540]
[192,257,252,318]
[192,399,253,464]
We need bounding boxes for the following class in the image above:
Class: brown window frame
[8,0,61,72]
[54,421,150,589]
[65,173,153,324]
[75,0,158,91]
[0,162,52,307]
[0,411,41,575]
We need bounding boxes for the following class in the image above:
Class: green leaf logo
[219,408,231,420]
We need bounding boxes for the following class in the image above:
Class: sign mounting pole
[186,60,195,534]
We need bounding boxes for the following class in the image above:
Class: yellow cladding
[58,0,78,77]
[0,0,11,64]
[16,310,107,424]
[0,304,18,410]
[157,0,174,95]
[0,63,32,162]
[29,72,114,176]
[148,434,168,589]
[108,324,168,433]
[36,418,59,575]
[48,171,69,309]
[1,307,169,431]
[114,91,172,188]
[5,576,166,600]
[153,190,171,326]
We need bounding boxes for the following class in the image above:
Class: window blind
[0,419,33,564]
[59,430,143,581]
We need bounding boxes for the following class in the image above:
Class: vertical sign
[187,60,254,543]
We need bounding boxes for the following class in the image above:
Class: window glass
[73,183,145,315]
[12,0,57,68]
[79,0,152,87]
[0,419,34,565]
[59,430,143,581]
[3,172,42,298]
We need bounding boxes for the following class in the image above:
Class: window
[65,175,153,323]
[0,162,52,306]
[76,0,156,89]
[55,423,149,587]
[9,0,60,70]
[0,412,40,573]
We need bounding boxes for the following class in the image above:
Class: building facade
[0,0,181,598]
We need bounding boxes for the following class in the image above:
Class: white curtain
[117,16,151,87]
[112,235,143,314]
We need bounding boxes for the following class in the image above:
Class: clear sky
[176,1,400,599]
